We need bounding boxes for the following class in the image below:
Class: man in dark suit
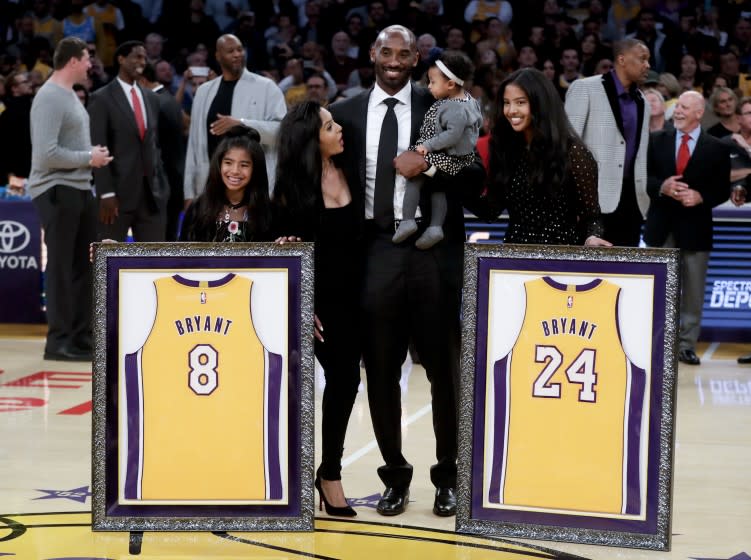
[329,25,484,518]
[89,40,166,241]
[645,91,731,365]
[139,62,185,241]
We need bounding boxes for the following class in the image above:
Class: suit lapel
[110,80,143,141]
[410,84,431,144]
[664,129,678,175]
[353,91,371,193]
[602,73,625,139]
[143,89,156,141]
[634,89,645,154]
[682,130,705,177]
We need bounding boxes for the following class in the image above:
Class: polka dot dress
[504,141,604,245]
[413,98,476,176]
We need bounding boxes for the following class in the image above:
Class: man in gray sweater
[29,37,112,362]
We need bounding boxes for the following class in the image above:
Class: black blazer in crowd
[88,80,167,212]
[644,128,731,251]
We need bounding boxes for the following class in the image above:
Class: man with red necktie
[644,91,732,365]
[89,40,167,241]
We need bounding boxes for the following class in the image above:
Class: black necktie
[374,97,399,228]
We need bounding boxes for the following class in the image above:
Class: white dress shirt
[116,77,148,130]
[675,125,700,159]
[366,82,415,220]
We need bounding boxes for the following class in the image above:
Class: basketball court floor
[0,325,748,559]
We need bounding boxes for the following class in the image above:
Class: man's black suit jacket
[154,87,185,202]
[644,128,730,251]
[89,80,166,213]
[329,84,485,291]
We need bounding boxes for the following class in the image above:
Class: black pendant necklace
[224,200,245,221]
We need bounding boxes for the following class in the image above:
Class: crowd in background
[2,0,751,186]
[6,1,751,516]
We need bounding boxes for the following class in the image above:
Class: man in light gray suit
[565,39,651,247]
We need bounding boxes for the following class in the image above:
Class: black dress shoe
[376,487,409,516]
[677,348,700,365]
[433,487,456,517]
[738,353,751,364]
[44,348,92,362]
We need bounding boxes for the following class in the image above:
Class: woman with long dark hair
[179,127,272,242]
[579,31,611,77]
[272,101,363,517]
[488,68,610,246]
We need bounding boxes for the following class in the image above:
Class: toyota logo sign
[0,220,31,254]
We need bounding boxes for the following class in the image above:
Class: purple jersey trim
[470,257,666,533]
[266,350,283,500]
[625,363,646,515]
[105,256,304,518]
[486,277,644,516]
[172,273,235,287]
[487,355,509,503]
[124,351,141,500]
[542,276,602,292]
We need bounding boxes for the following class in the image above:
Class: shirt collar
[679,125,701,142]
[610,69,636,98]
[371,81,412,107]
[116,76,139,96]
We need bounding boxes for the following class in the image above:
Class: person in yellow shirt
[85,0,124,68]
[32,0,63,47]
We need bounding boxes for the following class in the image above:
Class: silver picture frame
[456,243,679,550]
[91,242,315,532]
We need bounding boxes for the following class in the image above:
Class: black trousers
[601,177,644,247]
[361,226,460,489]
[97,181,166,242]
[33,186,97,353]
[315,292,362,481]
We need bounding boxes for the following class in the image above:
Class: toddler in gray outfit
[394,50,482,248]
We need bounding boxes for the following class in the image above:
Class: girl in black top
[488,68,610,246]
[272,101,363,517]
[180,127,272,242]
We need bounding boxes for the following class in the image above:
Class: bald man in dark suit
[645,91,731,365]
[330,25,485,518]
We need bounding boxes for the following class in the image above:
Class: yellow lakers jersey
[122,273,284,503]
[486,277,645,515]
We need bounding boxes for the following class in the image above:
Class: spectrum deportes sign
[709,280,751,308]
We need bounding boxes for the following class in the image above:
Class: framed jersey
[91,242,315,532]
[455,244,679,551]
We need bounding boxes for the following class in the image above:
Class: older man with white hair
[644,91,732,365]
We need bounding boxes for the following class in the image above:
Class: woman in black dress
[272,101,363,517]
[488,68,611,246]
[180,127,272,242]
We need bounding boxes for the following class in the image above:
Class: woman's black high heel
[314,476,357,517]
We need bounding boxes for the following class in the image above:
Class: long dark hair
[272,101,325,237]
[489,68,576,195]
[192,126,271,238]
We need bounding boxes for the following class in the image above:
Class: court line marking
[341,403,432,468]
[702,342,720,361]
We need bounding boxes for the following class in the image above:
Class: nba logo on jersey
[200,291,206,304]
[567,295,573,308]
